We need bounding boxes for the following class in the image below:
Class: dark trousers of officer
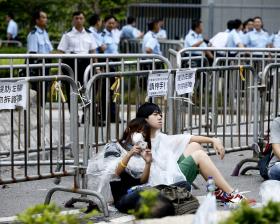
[21,58,51,107]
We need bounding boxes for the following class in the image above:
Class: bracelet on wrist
[120,160,127,168]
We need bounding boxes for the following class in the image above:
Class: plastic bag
[192,194,217,224]
[260,180,280,205]
[87,150,120,203]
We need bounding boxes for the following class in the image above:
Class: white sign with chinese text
[175,69,196,95]
[0,81,27,110]
[147,72,169,97]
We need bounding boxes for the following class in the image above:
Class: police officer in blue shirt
[184,19,213,66]
[271,31,280,48]
[120,16,143,40]
[25,10,53,104]
[88,14,105,53]
[244,16,271,49]
[226,19,245,56]
[142,19,161,55]
[27,11,53,55]
[99,15,119,54]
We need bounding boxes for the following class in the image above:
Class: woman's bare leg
[184,142,233,193]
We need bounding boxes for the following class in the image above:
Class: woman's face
[145,112,162,130]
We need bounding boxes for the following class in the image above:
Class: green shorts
[177,154,199,184]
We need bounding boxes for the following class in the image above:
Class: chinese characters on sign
[0,81,27,110]
[147,72,169,97]
[175,69,196,95]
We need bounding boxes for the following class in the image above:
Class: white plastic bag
[260,180,280,205]
[87,150,120,203]
[192,194,217,224]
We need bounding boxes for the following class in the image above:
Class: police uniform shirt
[100,29,119,54]
[156,29,167,39]
[226,29,242,47]
[112,28,121,44]
[27,26,53,53]
[238,30,247,45]
[89,26,102,48]
[184,29,207,55]
[142,31,162,55]
[244,29,271,48]
[271,31,280,48]
[120,24,141,39]
[57,27,97,54]
[7,19,18,39]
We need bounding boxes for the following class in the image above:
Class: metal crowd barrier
[119,39,183,58]
[169,47,280,70]
[0,40,23,47]
[0,75,109,216]
[232,63,280,176]
[0,63,74,159]
[172,65,258,155]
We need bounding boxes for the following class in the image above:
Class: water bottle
[206,176,216,195]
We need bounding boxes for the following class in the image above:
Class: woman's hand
[212,138,225,159]
[141,149,152,164]
[128,145,142,157]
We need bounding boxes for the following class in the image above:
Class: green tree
[0,0,135,44]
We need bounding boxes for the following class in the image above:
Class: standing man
[88,14,105,53]
[27,10,53,55]
[58,11,97,113]
[243,16,271,49]
[98,15,120,123]
[6,12,18,41]
[120,16,143,40]
[142,19,161,55]
[26,10,53,104]
[184,19,213,61]
[100,15,119,54]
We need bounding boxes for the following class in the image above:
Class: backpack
[155,184,200,215]
[258,143,274,180]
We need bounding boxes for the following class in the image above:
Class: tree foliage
[0,0,134,43]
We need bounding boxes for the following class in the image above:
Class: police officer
[6,12,18,41]
[271,31,280,48]
[184,19,213,65]
[99,15,119,54]
[27,10,53,55]
[98,15,121,123]
[142,19,161,55]
[226,19,245,56]
[120,16,143,40]
[57,11,97,113]
[88,14,105,53]
[244,16,271,49]
[26,10,53,104]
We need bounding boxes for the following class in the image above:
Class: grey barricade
[259,63,280,147]
[119,39,183,58]
[0,63,74,156]
[172,65,258,156]
[0,75,109,216]
[232,63,280,176]
[170,47,280,71]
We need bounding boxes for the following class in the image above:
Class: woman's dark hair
[127,16,136,24]
[136,102,162,119]
[120,118,151,150]
[227,20,235,31]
